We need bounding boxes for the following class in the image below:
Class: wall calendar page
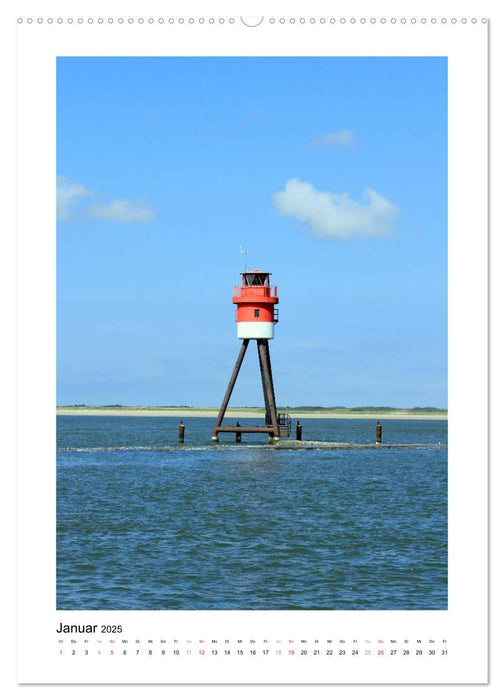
[14,0,489,689]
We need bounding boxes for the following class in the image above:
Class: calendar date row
[59,648,448,657]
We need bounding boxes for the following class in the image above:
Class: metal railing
[264,412,291,437]
[233,285,278,298]
[278,413,291,437]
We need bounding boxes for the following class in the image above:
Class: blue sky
[57,56,447,408]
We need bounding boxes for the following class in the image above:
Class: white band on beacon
[237,321,275,339]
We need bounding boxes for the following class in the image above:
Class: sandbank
[57,407,447,420]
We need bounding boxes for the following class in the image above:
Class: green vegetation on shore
[57,404,447,416]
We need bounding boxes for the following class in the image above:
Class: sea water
[57,416,447,610]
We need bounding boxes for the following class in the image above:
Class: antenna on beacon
[240,243,249,272]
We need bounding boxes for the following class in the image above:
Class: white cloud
[309,129,356,149]
[57,176,89,220]
[272,178,399,240]
[57,176,155,224]
[88,199,155,224]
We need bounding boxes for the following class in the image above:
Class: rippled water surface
[57,416,447,610]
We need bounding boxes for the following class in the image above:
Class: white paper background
[2,0,500,697]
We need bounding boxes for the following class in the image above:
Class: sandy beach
[56,407,447,420]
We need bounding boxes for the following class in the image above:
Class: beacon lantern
[233,270,278,339]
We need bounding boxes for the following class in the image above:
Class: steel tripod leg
[257,339,280,437]
[211,339,249,440]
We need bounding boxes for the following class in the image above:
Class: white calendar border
[15,2,488,685]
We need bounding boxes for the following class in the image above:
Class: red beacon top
[232,269,279,340]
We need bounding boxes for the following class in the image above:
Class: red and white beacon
[233,269,278,339]
[211,267,290,442]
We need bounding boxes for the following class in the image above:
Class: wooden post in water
[235,422,242,443]
[178,421,185,443]
[296,421,302,441]
[376,421,382,444]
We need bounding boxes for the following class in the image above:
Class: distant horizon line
[57,404,447,412]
